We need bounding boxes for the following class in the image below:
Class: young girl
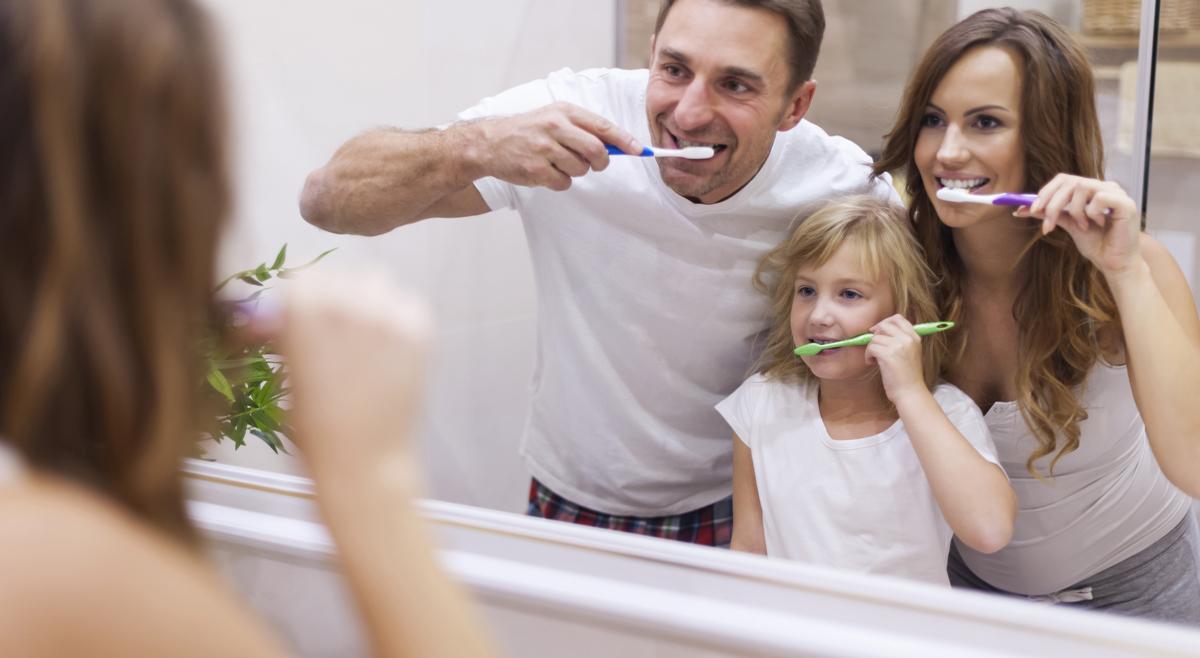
[717,196,1016,586]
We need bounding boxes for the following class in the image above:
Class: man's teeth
[938,177,988,191]
[676,138,722,149]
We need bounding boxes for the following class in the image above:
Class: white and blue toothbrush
[605,144,715,159]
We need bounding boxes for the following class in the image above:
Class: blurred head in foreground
[0,0,229,539]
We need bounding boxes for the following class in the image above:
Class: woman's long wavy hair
[0,0,228,540]
[873,8,1117,476]
[753,195,947,403]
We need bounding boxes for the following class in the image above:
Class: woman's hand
[865,315,926,405]
[1014,174,1142,280]
[272,271,433,484]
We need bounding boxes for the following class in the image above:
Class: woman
[0,0,496,655]
[875,8,1200,624]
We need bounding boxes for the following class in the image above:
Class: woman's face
[914,46,1025,229]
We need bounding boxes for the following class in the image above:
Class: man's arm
[300,102,644,236]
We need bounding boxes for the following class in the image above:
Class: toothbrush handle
[991,193,1038,206]
[913,321,955,336]
[793,322,955,355]
[994,192,1113,215]
[606,144,654,157]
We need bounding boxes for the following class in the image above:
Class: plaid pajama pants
[526,478,733,548]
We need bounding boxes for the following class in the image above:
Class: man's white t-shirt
[716,374,1003,586]
[460,67,900,516]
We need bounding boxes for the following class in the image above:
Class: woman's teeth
[938,177,988,191]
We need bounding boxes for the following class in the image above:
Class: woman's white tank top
[956,362,1192,595]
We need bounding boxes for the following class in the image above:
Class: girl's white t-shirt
[716,374,1003,586]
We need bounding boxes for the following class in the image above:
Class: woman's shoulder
[0,477,286,657]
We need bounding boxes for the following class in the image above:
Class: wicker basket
[1083,0,1194,35]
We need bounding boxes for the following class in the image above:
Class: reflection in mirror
[194,0,1200,651]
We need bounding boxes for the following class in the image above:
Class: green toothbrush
[794,321,955,356]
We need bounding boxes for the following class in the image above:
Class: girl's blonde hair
[753,195,947,396]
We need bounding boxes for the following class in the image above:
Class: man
[301,0,898,547]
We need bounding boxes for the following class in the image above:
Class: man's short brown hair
[654,0,825,93]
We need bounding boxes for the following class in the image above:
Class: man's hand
[467,101,643,192]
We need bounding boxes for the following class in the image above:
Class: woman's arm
[277,273,498,658]
[1022,176,1200,497]
[868,316,1017,553]
[731,436,767,555]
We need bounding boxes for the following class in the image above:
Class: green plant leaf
[253,264,272,282]
[214,270,251,292]
[277,248,337,278]
[271,244,288,270]
[229,418,247,448]
[206,367,235,402]
[238,274,264,287]
[249,428,289,454]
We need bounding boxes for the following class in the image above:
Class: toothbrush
[936,187,1113,215]
[605,144,715,160]
[936,188,1036,206]
[794,321,955,356]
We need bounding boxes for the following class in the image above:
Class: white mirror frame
[184,458,1200,658]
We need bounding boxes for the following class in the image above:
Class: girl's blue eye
[841,290,862,300]
[797,285,815,297]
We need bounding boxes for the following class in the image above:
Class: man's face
[645,0,815,204]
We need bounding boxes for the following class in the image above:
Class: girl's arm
[731,436,767,555]
[1020,176,1200,498]
[867,316,1017,553]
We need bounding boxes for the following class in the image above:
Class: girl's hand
[865,315,926,405]
[1014,174,1142,280]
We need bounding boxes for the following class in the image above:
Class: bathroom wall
[195,0,618,513]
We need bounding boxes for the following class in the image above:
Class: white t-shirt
[958,362,1192,594]
[716,374,1003,586]
[461,67,900,516]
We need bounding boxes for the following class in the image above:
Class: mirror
[189,0,1200,650]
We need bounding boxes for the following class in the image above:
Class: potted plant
[197,244,334,457]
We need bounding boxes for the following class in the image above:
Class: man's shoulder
[771,120,898,202]
[543,67,648,113]
[780,119,874,167]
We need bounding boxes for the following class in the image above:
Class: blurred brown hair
[0,0,228,539]
[654,0,825,92]
[873,8,1116,476]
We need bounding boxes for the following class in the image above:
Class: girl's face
[914,46,1026,230]
[791,243,895,381]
